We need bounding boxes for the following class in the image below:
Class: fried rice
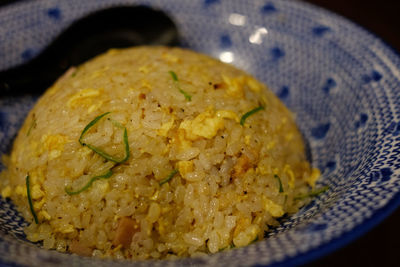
[0,46,320,259]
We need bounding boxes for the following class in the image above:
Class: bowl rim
[272,1,400,265]
[1,0,400,266]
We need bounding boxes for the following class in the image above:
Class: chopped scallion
[79,112,111,142]
[26,119,37,137]
[26,175,38,224]
[169,70,178,82]
[274,174,284,193]
[65,169,113,195]
[179,88,192,101]
[240,106,264,126]
[71,69,78,77]
[250,236,259,244]
[169,71,192,101]
[159,169,178,186]
[219,242,235,252]
[79,112,130,163]
[295,185,330,200]
[218,247,227,252]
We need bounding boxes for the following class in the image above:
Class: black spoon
[0,5,180,96]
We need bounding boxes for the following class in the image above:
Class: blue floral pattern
[0,0,400,266]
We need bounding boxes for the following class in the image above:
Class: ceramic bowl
[1,0,400,266]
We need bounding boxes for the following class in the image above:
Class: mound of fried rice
[0,46,320,259]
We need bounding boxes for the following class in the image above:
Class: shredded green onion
[250,236,259,244]
[295,185,330,200]
[240,106,264,126]
[26,175,38,224]
[159,169,178,186]
[274,174,284,193]
[219,242,235,252]
[79,112,111,141]
[71,69,78,77]
[69,113,130,196]
[169,70,178,81]
[26,119,37,137]
[79,112,130,163]
[169,71,192,101]
[65,169,113,195]
[179,88,192,101]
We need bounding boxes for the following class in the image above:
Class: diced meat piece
[232,155,252,178]
[58,67,77,82]
[112,217,139,249]
[69,240,93,257]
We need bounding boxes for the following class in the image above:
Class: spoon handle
[0,6,179,96]
[0,58,63,96]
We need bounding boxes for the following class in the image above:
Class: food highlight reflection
[219,51,235,63]
[229,13,247,26]
[249,27,268,45]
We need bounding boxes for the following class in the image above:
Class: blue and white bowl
[1,0,400,266]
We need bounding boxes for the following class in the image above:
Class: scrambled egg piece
[222,75,245,97]
[157,222,165,236]
[31,184,44,200]
[177,161,194,178]
[16,166,48,219]
[262,196,284,217]
[179,107,238,140]
[256,165,273,175]
[215,110,239,123]
[15,185,27,197]
[246,77,263,92]
[266,140,276,150]
[161,206,172,214]
[106,49,120,56]
[112,244,123,253]
[67,88,102,113]
[221,75,263,97]
[306,168,321,188]
[285,132,294,142]
[36,134,69,160]
[1,186,12,198]
[141,79,152,90]
[46,85,59,96]
[90,70,103,80]
[88,66,109,80]
[157,217,168,236]
[171,129,192,151]
[34,197,46,210]
[57,224,75,234]
[29,167,45,184]
[149,190,159,201]
[233,224,260,247]
[233,217,251,238]
[244,135,251,145]
[138,65,151,74]
[283,164,295,189]
[162,52,180,63]
[157,117,175,137]
[39,210,51,220]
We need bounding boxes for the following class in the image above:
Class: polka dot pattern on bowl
[0,0,400,266]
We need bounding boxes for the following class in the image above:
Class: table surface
[0,0,399,266]
[303,1,400,266]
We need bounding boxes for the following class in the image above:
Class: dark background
[0,0,399,266]
[303,2,400,267]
